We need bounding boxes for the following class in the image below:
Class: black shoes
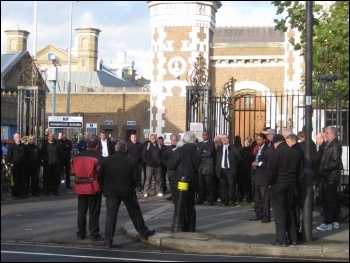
[261,218,271,223]
[249,217,262,221]
[141,229,156,241]
[77,235,85,240]
[104,243,121,249]
[195,200,204,205]
[270,241,287,247]
[90,234,104,241]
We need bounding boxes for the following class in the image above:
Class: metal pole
[302,1,314,242]
[33,1,37,59]
[66,1,73,138]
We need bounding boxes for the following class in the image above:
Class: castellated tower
[75,26,101,72]
[148,1,222,139]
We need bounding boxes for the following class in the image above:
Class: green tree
[272,1,349,98]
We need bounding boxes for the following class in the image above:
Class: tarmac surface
[126,193,349,261]
[1,186,349,261]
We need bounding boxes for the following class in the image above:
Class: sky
[1,1,281,79]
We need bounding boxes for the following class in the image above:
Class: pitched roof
[213,26,285,43]
[56,70,137,88]
[1,51,29,89]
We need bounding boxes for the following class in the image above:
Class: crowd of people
[2,125,344,248]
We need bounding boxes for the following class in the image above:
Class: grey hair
[115,140,127,152]
[325,126,338,135]
[183,131,196,144]
[282,128,294,136]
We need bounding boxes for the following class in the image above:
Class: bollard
[171,177,190,233]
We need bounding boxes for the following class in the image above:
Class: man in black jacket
[98,140,155,248]
[97,130,115,157]
[316,126,342,231]
[6,133,26,198]
[267,134,301,246]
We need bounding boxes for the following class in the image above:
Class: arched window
[10,39,16,51]
[81,38,88,49]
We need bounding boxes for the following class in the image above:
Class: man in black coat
[250,133,273,223]
[215,134,239,206]
[168,131,201,232]
[6,133,26,198]
[41,133,63,196]
[316,126,342,232]
[267,134,301,246]
[98,140,155,248]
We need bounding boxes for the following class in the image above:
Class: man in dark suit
[98,140,155,249]
[250,133,273,223]
[196,130,216,206]
[215,134,239,206]
[6,133,26,198]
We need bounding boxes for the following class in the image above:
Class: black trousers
[43,163,60,195]
[26,167,40,195]
[59,158,71,187]
[77,194,102,238]
[11,163,26,197]
[254,184,270,220]
[323,179,339,224]
[219,169,236,204]
[237,172,252,202]
[104,194,149,245]
[269,183,297,244]
[197,173,215,203]
[167,169,176,199]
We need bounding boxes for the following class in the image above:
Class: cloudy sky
[1,1,281,78]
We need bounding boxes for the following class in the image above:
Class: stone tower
[75,25,101,72]
[148,1,221,139]
[5,25,30,53]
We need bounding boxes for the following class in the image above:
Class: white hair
[183,131,196,144]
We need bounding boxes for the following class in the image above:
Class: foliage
[272,1,349,98]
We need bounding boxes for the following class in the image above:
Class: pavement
[126,194,349,261]
[1,186,349,261]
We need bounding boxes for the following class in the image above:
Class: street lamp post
[303,1,314,242]
[66,1,73,138]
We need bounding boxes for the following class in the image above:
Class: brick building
[2,1,303,144]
